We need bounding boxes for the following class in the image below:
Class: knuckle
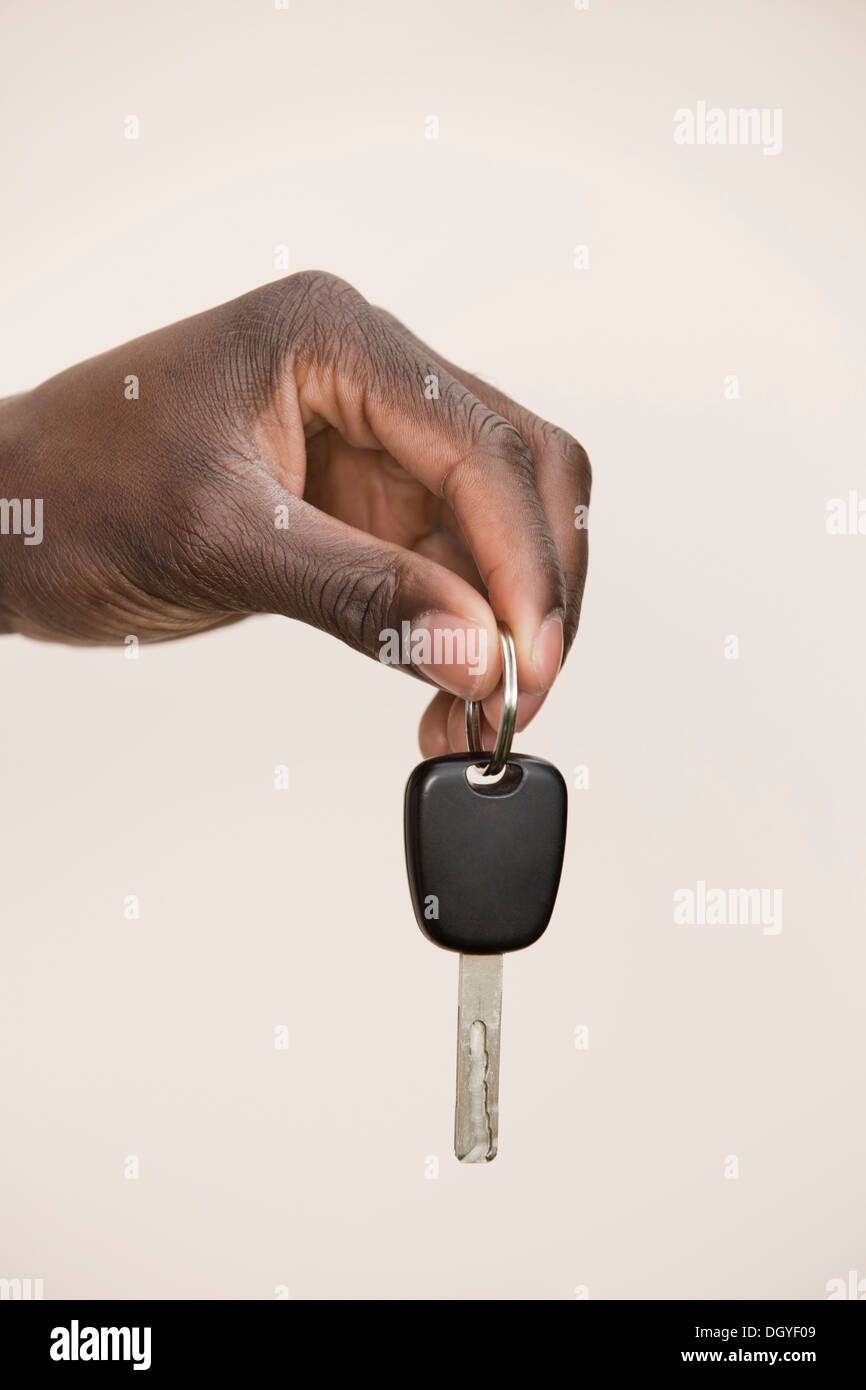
[543,423,592,500]
[264,269,348,314]
[475,410,530,461]
[313,551,402,652]
[434,379,482,438]
[442,409,537,499]
[360,319,417,400]
[493,423,537,486]
[246,271,372,363]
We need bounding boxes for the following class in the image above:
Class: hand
[0,272,590,753]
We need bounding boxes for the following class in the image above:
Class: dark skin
[0,272,590,753]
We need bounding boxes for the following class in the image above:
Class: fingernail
[532,614,564,691]
[410,613,491,697]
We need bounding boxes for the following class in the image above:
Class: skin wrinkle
[324,562,401,653]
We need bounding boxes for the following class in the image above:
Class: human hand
[0,272,590,752]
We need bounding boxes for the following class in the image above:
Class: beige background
[1,0,864,1300]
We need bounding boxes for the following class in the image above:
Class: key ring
[465,623,518,777]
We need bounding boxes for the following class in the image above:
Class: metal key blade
[455,953,503,1163]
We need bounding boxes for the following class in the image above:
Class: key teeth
[456,1017,497,1162]
[455,955,502,1164]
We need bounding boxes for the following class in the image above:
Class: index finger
[433,357,592,658]
[358,332,568,698]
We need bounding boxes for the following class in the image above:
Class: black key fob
[404,752,567,955]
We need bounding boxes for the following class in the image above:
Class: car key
[404,625,567,1162]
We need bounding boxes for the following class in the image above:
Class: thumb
[219,486,500,700]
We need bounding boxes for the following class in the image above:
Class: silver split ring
[465,623,518,777]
